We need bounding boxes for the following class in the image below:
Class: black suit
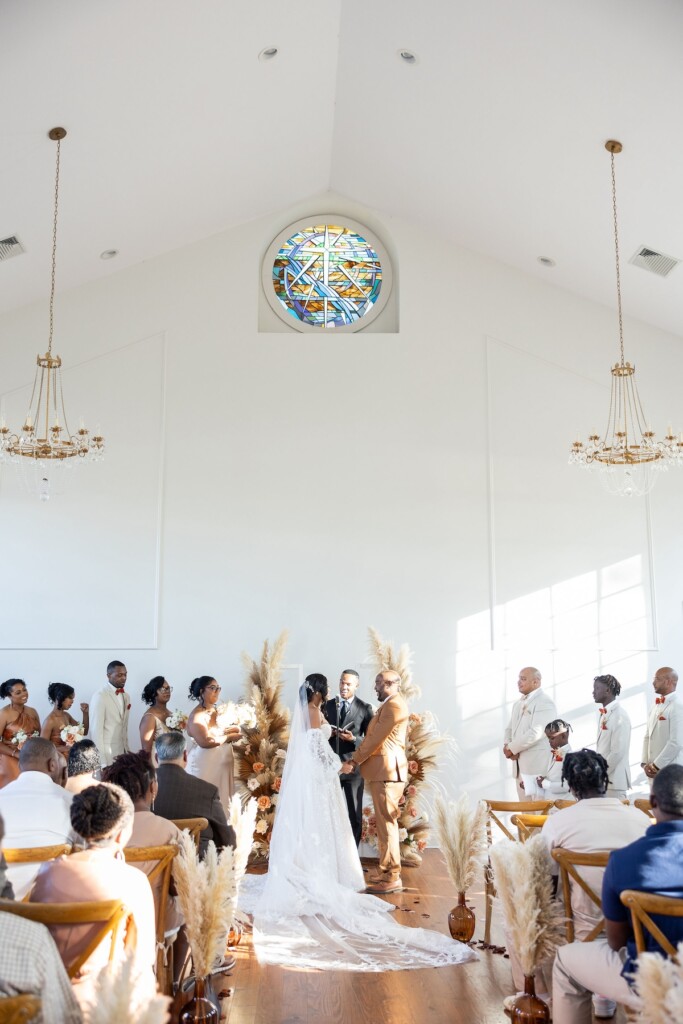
[324,695,374,845]
[153,762,235,858]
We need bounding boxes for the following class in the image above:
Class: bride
[245,673,476,971]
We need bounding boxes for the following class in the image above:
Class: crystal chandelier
[0,128,104,496]
[569,140,680,497]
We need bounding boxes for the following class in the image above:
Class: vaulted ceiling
[2,0,683,337]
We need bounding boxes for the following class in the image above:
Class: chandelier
[569,140,680,497]
[0,128,104,496]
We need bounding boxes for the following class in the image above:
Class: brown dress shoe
[365,879,403,894]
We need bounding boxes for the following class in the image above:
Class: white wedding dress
[240,696,476,972]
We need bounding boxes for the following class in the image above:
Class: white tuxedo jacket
[641,692,683,769]
[540,743,571,797]
[89,684,131,767]
[504,689,557,776]
[595,700,631,792]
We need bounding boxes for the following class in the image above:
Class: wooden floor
[220,850,514,1024]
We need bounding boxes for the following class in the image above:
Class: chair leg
[484,865,494,945]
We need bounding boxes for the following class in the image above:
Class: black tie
[339,700,348,725]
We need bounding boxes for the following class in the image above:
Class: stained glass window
[263,218,391,333]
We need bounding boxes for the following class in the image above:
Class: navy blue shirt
[602,819,683,979]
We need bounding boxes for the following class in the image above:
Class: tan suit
[353,693,408,882]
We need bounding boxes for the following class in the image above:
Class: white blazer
[540,743,572,797]
[641,692,683,769]
[504,689,558,776]
[596,700,632,792]
[89,684,131,767]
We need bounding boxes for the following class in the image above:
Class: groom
[341,670,408,894]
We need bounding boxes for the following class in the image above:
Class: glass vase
[178,975,220,1024]
[508,975,550,1023]
[227,920,243,947]
[448,891,476,942]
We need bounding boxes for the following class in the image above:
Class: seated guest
[553,763,683,1024]
[153,731,235,857]
[0,810,81,1023]
[65,739,102,795]
[29,783,156,1007]
[0,737,73,898]
[102,750,182,928]
[536,719,573,797]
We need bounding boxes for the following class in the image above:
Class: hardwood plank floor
[221,850,514,1024]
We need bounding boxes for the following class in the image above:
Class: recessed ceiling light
[537,256,556,268]
[100,249,119,260]
[398,49,418,65]
[259,46,278,62]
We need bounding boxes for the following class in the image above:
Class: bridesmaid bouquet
[11,729,39,750]
[166,709,189,731]
[60,723,85,747]
[216,701,257,730]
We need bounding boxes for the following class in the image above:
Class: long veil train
[239,691,476,971]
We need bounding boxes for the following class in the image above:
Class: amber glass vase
[227,920,243,947]
[179,975,220,1024]
[447,891,476,942]
[508,975,550,1023]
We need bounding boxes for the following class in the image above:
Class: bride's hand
[224,725,242,742]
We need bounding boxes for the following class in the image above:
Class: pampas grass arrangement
[367,626,454,864]
[83,955,170,1024]
[634,943,683,1024]
[435,793,488,894]
[173,830,236,980]
[489,834,565,978]
[234,631,291,859]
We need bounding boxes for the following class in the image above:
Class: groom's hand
[339,761,355,775]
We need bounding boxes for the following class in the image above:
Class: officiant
[324,670,374,845]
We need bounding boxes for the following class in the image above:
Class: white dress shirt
[504,688,558,776]
[0,771,73,898]
[641,692,683,769]
[595,699,632,792]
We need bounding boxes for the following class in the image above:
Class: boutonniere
[554,753,563,762]
[601,723,608,730]
[127,703,131,711]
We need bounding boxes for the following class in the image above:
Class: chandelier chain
[610,149,624,368]
[48,136,61,356]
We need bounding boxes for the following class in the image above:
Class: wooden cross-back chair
[0,897,136,979]
[3,844,72,865]
[510,813,549,842]
[551,849,610,943]
[483,799,554,943]
[124,843,178,994]
[620,889,683,956]
[0,995,41,1024]
[632,798,655,819]
[170,817,209,851]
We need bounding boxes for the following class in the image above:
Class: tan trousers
[367,780,405,882]
[552,939,637,1024]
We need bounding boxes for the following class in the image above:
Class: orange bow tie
[656,696,666,705]
[115,688,125,695]
[599,707,607,714]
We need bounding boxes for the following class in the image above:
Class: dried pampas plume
[434,793,487,894]
[635,942,683,1024]
[368,626,422,702]
[84,954,170,1024]
[173,830,236,979]
[490,834,565,977]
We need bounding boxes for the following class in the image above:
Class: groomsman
[324,670,373,845]
[593,674,632,798]
[503,667,557,799]
[642,666,683,780]
[89,660,131,767]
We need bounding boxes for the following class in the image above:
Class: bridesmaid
[0,679,41,788]
[40,683,89,757]
[139,676,173,755]
[186,676,241,816]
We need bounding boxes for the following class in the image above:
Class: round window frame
[262,215,393,334]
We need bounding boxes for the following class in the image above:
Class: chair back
[633,798,655,819]
[552,849,610,942]
[0,897,136,979]
[3,844,71,865]
[170,817,209,851]
[553,799,577,810]
[620,889,683,957]
[484,800,554,843]
[124,843,178,992]
[0,994,41,1024]
[510,813,549,842]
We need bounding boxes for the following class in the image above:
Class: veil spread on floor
[238,689,477,972]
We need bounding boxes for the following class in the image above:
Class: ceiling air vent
[0,235,25,262]
[629,246,680,278]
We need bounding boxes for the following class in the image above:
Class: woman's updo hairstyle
[594,674,622,698]
[70,782,134,845]
[101,751,156,803]
[300,673,329,704]
[0,679,26,700]
[188,676,215,702]
[142,676,167,706]
[47,682,75,708]
[561,749,609,799]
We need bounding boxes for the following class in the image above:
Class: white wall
[1,190,683,804]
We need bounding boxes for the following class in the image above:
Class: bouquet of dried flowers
[173,830,236,980]
[60,723,85,747]
[11,729,39,750]
[166,708,188,731]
